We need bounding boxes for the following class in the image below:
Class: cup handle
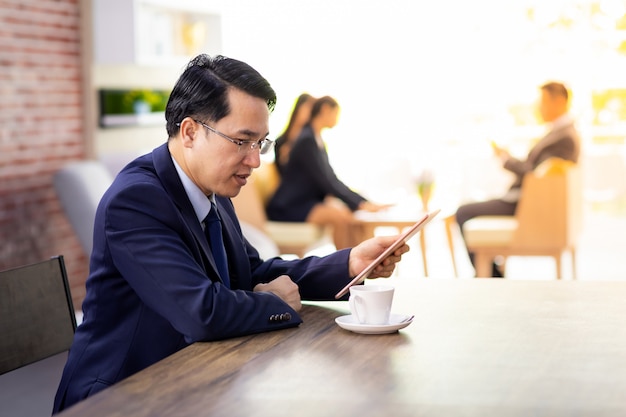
[349,294,365,323]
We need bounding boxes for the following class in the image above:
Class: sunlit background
[116,0,626,211]
[84,0,626,279]
[4,0,626,312]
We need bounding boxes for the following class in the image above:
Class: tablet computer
[334,208,441,299]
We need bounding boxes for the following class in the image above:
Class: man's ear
[179,117,198,147]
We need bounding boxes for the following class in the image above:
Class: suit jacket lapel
[216,196,253,290]
[152,143,224,284]
[527,121,573,165]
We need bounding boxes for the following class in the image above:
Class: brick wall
[0,0,89,308]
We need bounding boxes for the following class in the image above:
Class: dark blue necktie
[204,202,230,288]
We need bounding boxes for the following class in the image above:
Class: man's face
[180,88,270,198]
[538,89,565,123]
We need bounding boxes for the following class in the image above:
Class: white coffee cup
[348,285,394,325]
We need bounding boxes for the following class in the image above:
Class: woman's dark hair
[279,93,313,139]
[165,54,277,137]
[309,95,338,122]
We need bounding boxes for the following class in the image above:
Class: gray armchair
[54,160,113,256]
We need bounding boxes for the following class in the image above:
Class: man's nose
[243,149,261,168]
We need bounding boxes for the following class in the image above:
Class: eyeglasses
[193,120,274,155]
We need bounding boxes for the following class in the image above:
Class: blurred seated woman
[274,93,316,175]
[266,96,387,249]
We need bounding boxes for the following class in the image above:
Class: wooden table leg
[420,229,428,276]
[444,215,459,277]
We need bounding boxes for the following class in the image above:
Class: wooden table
[57,278,626,417]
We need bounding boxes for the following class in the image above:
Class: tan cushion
[252,162,280,205]
[266,222,324,246]
[240,222,280,259]
[463,216,518,247]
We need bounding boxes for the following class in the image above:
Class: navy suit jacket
[266,125,366,222]
[53,143,352,413]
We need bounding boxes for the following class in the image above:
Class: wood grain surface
[57,277,626,417]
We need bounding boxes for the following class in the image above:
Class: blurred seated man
[455,81,581,277]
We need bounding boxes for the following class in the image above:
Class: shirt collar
[547,113,573,132]
[171,156,215,224]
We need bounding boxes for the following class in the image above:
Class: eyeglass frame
[176,119,274,155]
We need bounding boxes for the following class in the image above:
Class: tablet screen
[334,208,441,299]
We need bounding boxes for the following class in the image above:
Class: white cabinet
[93,0,222,66]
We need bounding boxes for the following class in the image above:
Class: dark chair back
[0,255,76,375]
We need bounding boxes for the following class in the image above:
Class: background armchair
[232,162,330,258]
[462,158,583,278]
[54,160,113,257]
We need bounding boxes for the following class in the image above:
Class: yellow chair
[232,162,329,257]
[462,158,583,278]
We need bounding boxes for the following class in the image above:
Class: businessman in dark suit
[455,81,581,277]
[53,55,409,413]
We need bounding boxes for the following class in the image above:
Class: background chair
[462,158,583,278]
[54,160,114,256]
[239,221,281,260]
[232,162,331,257]
[0,255,77,416]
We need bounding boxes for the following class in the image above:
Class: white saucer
[335,313,413,334]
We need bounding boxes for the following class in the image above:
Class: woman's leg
[306,202,361,250]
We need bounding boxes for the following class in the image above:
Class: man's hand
[492,142,510,163]
[348,235,410,279]
[254,275,302,311]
